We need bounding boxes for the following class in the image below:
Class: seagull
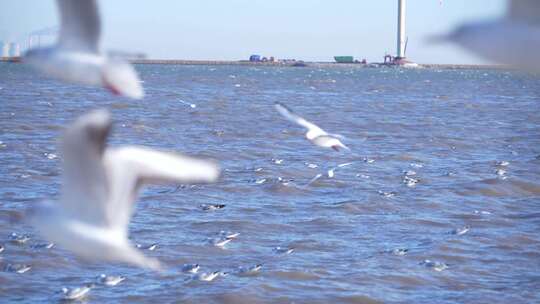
[9,232,30,245]
[305,173,324,187]
[327,162,354,178]
[193,271,222,282]
[305,162,354,186]
[24,0,144,98]
[181,263,200,274]
[96,274,125,286]
[30,242,55,250]
[29,109,220,271]
[210,237,232,248]
[218,231,240,239]
[236,264,262,276]
[135,243,158,251]
[178,99,197,109]
[420,260,449,272]
[391,248,408,256]
[430,0,540,72]
[451,226,470,236]
[200,203,226,211]
[273,246,294,255]
[275,102,349,151]
[378,190,396,198]
[60,285,94,301]
[4,263,32,274]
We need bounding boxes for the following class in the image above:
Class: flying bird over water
[274,102,349,151]
[305,162,354,186]
[24,0,144,98]
[30,109,220,271]
[431,0,540,72]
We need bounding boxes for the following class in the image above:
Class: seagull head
[63,109,112,156]
[83,110,112,154]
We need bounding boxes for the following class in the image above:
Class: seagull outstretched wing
[103,147,220,232]
[275,102,326,138]
[57,0,100,52]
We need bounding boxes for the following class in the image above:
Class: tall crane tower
[396,0,407,60]
[384,0,418,67]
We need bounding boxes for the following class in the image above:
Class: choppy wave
[0,63,539,303]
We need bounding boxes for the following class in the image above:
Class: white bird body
[436,0,540,71]
[237,264,262,276]
[30,109,220,271]
[26,51,104,84]
[61,285,92,301]
[327,162,353,178]
[195,271,221,282]
[33,212,152,268]
[97,274,126,286]
[182,264,200,274]
[305,162,354,186]
[275,102,349,151]
[24,0,143,98]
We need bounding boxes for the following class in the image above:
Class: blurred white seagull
[30,109,220,271]
[275,102,349,151]
[24,0,144,98]
[431,0,540,72]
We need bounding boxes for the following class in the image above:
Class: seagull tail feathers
[124,246,163,272]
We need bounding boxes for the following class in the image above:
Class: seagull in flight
[305,162,354,186]
[30,109,220,271]
[24,0,144,98]
[430,0,540,72]
[275,102,349,151]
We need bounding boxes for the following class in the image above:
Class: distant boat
[334,56,354,63]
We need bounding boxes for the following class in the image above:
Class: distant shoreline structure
[0,57,508,70]
[128,60,510,70]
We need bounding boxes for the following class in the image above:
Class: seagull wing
[327,162,353,177]
[59,109,111,227]
[305,173,323,186]
[508,0,540,24]
[337,162,354,168]
[57,0,100,52]
[102,147,220,232]
[275,102,326,137]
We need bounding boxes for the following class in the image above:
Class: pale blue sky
[0,0,505,64]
